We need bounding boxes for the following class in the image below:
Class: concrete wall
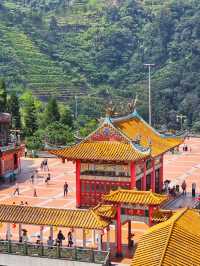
[0,254,99,266]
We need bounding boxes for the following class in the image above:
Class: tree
[0,80,7,112]
[21,92,38,136]
[44,122,74,146]
[44,97,60,126]
[60,106,73,128]
[7,92,21,129]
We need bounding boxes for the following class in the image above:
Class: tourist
[33,188,37,197]
[22,229,28,243]
[30,174,34,184]
[57,230,65,246]
[67,231,73,247]
[40,161,44,171]
[192,182,196,198]
[13,183,19,196]
[34,170,38,179]
[43,159,49,172]
[47,236,54,247]
[36,235,41,245]
[181,180,187,196]
[45,173,51,184]
[24,147,28,158]
[64,182,68,197]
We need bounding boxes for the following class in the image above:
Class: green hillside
[1,0,200,128]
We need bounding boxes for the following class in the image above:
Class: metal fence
[0,240,110,265]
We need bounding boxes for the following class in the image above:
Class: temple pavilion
[49,110,183,208]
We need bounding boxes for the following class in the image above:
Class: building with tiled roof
[49,110,183,208]
[0,204,110,229]
[132,208,200,266]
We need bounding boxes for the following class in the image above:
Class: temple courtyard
[0,137,199,263]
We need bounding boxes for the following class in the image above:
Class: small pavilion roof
[103,189,168,206]
[49,140,150,162]
[92,204,116,219]
[0,204,110,229]
[112,111,183,157]
[132,208,200,266]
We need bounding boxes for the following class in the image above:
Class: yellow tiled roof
[113,113,183,157]
[152,209,173,222]
[92,204,116,219]
[132,208,200,266]
[103,189,168,206]
[0,204,110,229]
[49,141,149,161]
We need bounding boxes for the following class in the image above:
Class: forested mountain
[1,0,200,129]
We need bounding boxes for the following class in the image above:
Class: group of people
[164,179,197,198]
[18,229,73,248]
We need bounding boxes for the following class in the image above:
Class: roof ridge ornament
[128,93,138,113]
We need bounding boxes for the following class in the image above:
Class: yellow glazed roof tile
[92,204,116,219]
[113,113,183,157]
[0,204,110,229]
[132,208,200,266]
[49,141,149,161]
[103,189,168,206]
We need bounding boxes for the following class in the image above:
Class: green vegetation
[1,0,200,129]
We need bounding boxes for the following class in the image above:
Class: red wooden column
[130,162,136,189]
[76,160,81,208]
[148,205,154,226]
[116,205,122,257]
[159,155,164,193]
[151,159,155,192]
[142,160,146,191]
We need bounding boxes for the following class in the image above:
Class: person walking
[30,174,34,184]
[64,182,68,197]
[33,188,37,197]
[192,182,196,198]
[43,159,49,172]
[181,180,187,196]
[13,183,19,196]
[24,147,28,158]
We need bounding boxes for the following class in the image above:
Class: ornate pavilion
[49,110,183,208]
[0,113,23,178]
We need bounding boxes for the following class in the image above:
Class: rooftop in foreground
[132,208,200,266]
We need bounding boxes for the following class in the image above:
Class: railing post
[92,248,95,263]
[56,245,60,258]
[24,242,28,255]
[8,240,11,253]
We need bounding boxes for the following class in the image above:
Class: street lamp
[176,114,186,130]
[75,95,78,119]
[144,63,155,126]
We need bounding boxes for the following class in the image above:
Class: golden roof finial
[128,94,138,113]
[105,101,115,117]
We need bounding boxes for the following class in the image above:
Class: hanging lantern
[12,223,16,229]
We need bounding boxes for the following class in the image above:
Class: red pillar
[130,162,136,189]
[160,155,164,193]
[76,160,81,208]
[148,205,154,226]
[142,160,146,191]
[116,205,122,256]
[151,159,155,192]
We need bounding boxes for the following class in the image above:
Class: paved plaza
[0,137,199,263]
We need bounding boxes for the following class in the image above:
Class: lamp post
[176,114,186,130]
[144,63,155,126]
